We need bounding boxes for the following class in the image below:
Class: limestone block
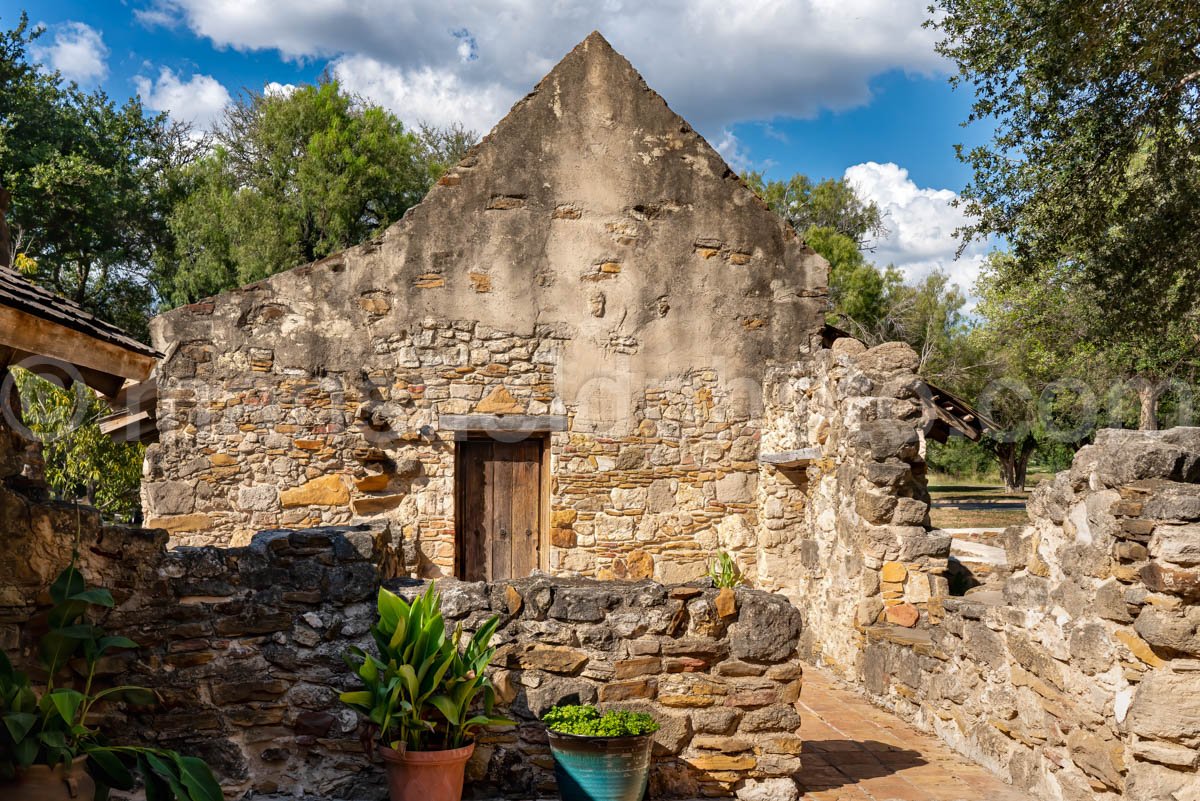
[146,480,197,515]
[237,485,279,512]
[656,559,707,585]
[715,472,757,504]
[729,593,802,662]
[891,497,929,526]
[145,513,213,532]
[716,515,756,550]
[647,478,678,513]
[475,386,524,414]
[1128,670,1200,742]
[350,494,405,515]
[885,603,919,628]
[851,419,920,462]
[611,486,647,511]
[592,513,635,542]
[1150,522,1200,566]
[1066,729,1124,791]
[1142,483,1200,522]
[279,475,350,507]
[1134,606,1200,657]
[855,488,897,525]
[854,341,919,374]
[1140,562,1200,601]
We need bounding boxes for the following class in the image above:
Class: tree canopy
[0,13,191,338]
[158,82,475,307]
[930,0,1200,328]
[746,170,975,390]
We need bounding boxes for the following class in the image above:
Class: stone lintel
[439,414,568,434]
[759,448,822,469]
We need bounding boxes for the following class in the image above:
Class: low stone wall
[2,494,805,799]
[857,429,1200,801]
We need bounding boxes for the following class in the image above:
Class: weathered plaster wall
[858,429,1200,801]
[756,337,949,677]
[144,34,826,583]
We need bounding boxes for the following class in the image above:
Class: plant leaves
[48,688,85,725]
[69,588,114,608]
[85,748,134,789]
[3,712,36,742]
[97,636,139,654]
[428,694,460,726]
[143,751,189,799]
[49,566,85,605]
[173,753,223,801]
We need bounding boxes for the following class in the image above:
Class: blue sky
[6,0,997,291]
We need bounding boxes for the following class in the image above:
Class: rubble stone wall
[143,34,827,586]
[2,465,806,800]
[756,338,949,677]
[858,429,1200,801]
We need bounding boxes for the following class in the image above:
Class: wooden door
[456,439,542,581]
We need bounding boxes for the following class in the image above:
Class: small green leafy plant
[0,564,222,801]
[542,705,659,737]
[341,582,512,752]
[707,551,745,589]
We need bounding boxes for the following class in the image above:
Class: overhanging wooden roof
[920,383,996,443]
[0,267,160,397]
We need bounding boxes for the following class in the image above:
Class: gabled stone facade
[144,33,828,583]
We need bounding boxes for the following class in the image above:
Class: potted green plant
[340,583,511,801]
[542,705,659,801]
[0,564,222,801]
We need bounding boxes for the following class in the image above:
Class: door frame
[453,432,551,580]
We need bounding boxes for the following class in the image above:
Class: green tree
[745,170,980,390]
[12,369,144,521]
[0,14,195,339]
[743,172,886,248]
[929,0,1200,329]
[978,253,1200,433]
[160,82,468,306]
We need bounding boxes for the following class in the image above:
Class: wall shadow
[800,739,927,792]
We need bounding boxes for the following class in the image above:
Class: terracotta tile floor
[796,665,1034,801]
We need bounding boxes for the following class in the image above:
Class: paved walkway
[797,665,1033,801]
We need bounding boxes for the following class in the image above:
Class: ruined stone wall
[143,34,826,584]
[858,429,1200,801]
[756,337,949,677]
[2,449,806,801]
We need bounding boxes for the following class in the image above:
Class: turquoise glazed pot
[547,730,653,801]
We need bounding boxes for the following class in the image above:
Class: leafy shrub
[542,705,659,737]
[12,368,144,522]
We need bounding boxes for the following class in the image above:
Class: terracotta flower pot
[378,742,475,801]
[5,756,95,801]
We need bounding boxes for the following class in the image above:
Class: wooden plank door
[456,439,542,581]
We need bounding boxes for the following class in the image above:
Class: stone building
[143,32,829,583]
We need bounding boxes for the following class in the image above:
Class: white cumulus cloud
[844,161,990,294]
[331,56,513,133]
[133,0,944,139]
[135,67,232,129]
[263,81,297,97]
[33,21,108,84]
